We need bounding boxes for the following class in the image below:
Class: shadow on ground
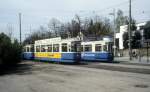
[0,63,33,76]
[60,62,88,65]
[82,61,120,64]
[101,61,120,64]
[31,60,120,65]
[32,60,89,65]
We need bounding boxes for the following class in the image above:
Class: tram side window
[53,44,59,52]
[76,44,81,52]
[95,44,102,52]
[71,44,75,52]
[68,45,71,52]
[36,46,40,52]
[31,45,34,52]
[41,45,46,52]
[47,45,52,52]
[27,47,30,52]
[62,43,67,52]
[80,45,83,52]
[71,44,77,52]
[84,45,92,52]
[23,47,26,52]
[103,45,107,51]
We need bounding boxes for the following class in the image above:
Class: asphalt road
[76,62,150,74]
[0,61,150,92]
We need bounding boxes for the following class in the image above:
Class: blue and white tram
[81,40,114,62]
[34,37,81,63]
[23,37,114,62]
[22,44,34,60]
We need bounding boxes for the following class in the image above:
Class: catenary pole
[129,0,132,60]
[109,9,116,56]
[113,9,116,56]
[19,13,22,45]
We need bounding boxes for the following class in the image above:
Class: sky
[0,0,150,40]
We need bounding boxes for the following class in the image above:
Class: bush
[0,33,22,65]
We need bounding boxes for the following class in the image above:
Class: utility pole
[113,9,116,57]
[78,17,82,41]
[109,9,116,56]
[129,0,132,60]
[19,13,22,45]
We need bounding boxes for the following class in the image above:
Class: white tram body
[23,37,114,62]
[81,39,113,61]
[34,37,81,63]
[22,44,34,60]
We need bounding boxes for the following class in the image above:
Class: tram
[23,37,114,62]
[22,44,34,60]
[34,37,81,63]
[81,38,114,61]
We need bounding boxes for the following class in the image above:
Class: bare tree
[75,15,82,37]
[115,9,129,33]
[24,15,113,44]
[48,18,61,37]
[6,23,14,39]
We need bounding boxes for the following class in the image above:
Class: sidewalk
[114,56,150,65]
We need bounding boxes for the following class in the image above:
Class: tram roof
[35,37,80,45]
[61,37,80,43]
[81,39,113,45]
[81,40,106,45]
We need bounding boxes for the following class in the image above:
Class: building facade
[115,22,146,50]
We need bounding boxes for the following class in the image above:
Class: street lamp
[109,9,116,56]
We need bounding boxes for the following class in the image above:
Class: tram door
[108,42,113,53]
[71,41,81,52]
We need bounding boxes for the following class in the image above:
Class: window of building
[53,44,59,52]
[95,44,102,52]
[84,45,92,52]
[36,46,40,52]
[62,43,67,52]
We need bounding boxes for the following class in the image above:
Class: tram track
[74,62,150,74]
[23,60,150,75]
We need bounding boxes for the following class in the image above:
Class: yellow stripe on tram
[35,52,61,59]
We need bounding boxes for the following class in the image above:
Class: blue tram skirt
[81,52,113,62]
